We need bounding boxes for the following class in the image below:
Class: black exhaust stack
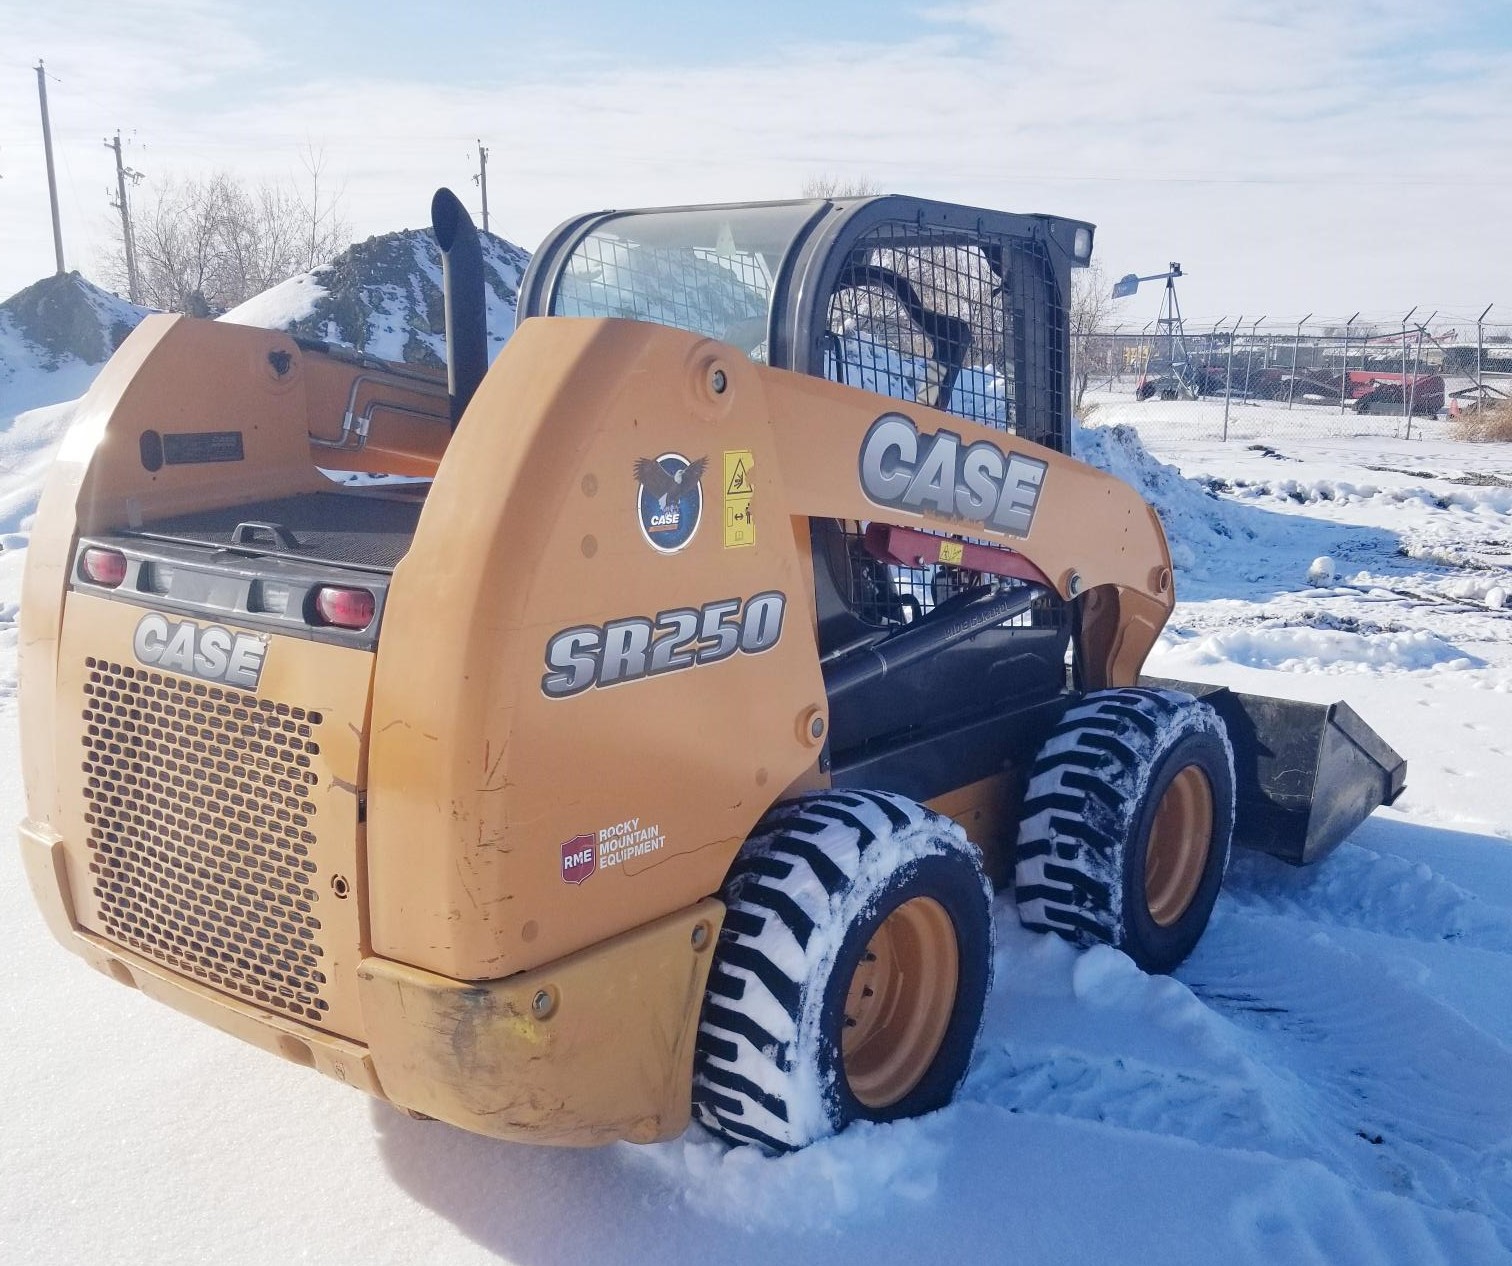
[430,187,488,429]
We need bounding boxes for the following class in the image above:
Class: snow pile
[0,399,81,545]
[1073,419,1255,576]
[221,227,530,368]
[1162,624,1476,675]
[1218,473,1512,517]
[0,273,152,385]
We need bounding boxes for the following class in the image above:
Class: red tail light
[313,586,375,630]
[80,547,128,588]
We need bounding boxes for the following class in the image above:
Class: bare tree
[102,156,349,315]
[801,173,883,198]
[1069,262,1113,414]
[298,145,347,276]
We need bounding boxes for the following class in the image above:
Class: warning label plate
[724,450,755,548]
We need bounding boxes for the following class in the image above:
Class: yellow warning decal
[724,450,755,548]
[938,539,964,565]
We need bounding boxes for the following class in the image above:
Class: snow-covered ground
[3,359,1512,1265]
[1082,385,1453,444]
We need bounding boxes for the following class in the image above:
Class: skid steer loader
[18,189,1404,1152]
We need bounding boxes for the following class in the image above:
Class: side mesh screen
[821,219,1067,631]
[822,220,1065,448]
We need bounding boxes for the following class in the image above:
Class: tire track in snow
[969,932,1360,1176]
[1221,841,1512,955]
[971,906,1512,1257]
[1186,912,1512,1247]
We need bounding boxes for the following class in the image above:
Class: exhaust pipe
[430,187,488,429]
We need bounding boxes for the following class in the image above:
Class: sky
[1,0,1510,328]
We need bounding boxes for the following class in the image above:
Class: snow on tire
[692,790,994,1153]
[1014,687,1235,974]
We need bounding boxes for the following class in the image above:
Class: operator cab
[519,195,1095,798]
[520,194,1091,448]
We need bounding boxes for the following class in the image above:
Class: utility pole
[35,60,65,274]
[472,140,490,234]
[106,132,143,304]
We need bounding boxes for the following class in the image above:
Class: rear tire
[692,790,993,1152]
[1014,688,1235,974]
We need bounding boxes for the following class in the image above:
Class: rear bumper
[20,818,722,1146]
[20,819,382,1092]
[357,897,724,1146]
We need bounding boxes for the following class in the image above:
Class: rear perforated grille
[80,657,330,1023]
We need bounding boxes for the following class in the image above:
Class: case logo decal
[633,453,707,554]
[858,412,1047,538]
[132,613,267,690]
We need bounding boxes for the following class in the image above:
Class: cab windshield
[549,202,819,362]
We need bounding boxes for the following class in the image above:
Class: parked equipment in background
[19,189,1404,1154]
[1347,371,1445,417]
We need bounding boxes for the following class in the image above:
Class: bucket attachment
[1143,677,1407,866]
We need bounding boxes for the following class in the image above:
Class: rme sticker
[561,819,666,885]
[858,412,1047,538]
[132,612,268,690]
[561,834,596,885]
[542,592,785,699]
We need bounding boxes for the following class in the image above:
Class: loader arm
[757,362,1176,688]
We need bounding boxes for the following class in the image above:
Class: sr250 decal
[542,592,786,699]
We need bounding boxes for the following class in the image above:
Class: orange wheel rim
[841,896,959,1109]
[1144,764,1214,927]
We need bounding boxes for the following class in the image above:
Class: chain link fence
[1071,320,1512,442]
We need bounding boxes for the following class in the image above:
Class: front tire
[692,790,993,1152]
[1014,688,1235,974]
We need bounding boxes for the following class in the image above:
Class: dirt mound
[221,228,529,368]
[0,274,153,378]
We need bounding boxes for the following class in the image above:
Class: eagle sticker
[633,453,706,554]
